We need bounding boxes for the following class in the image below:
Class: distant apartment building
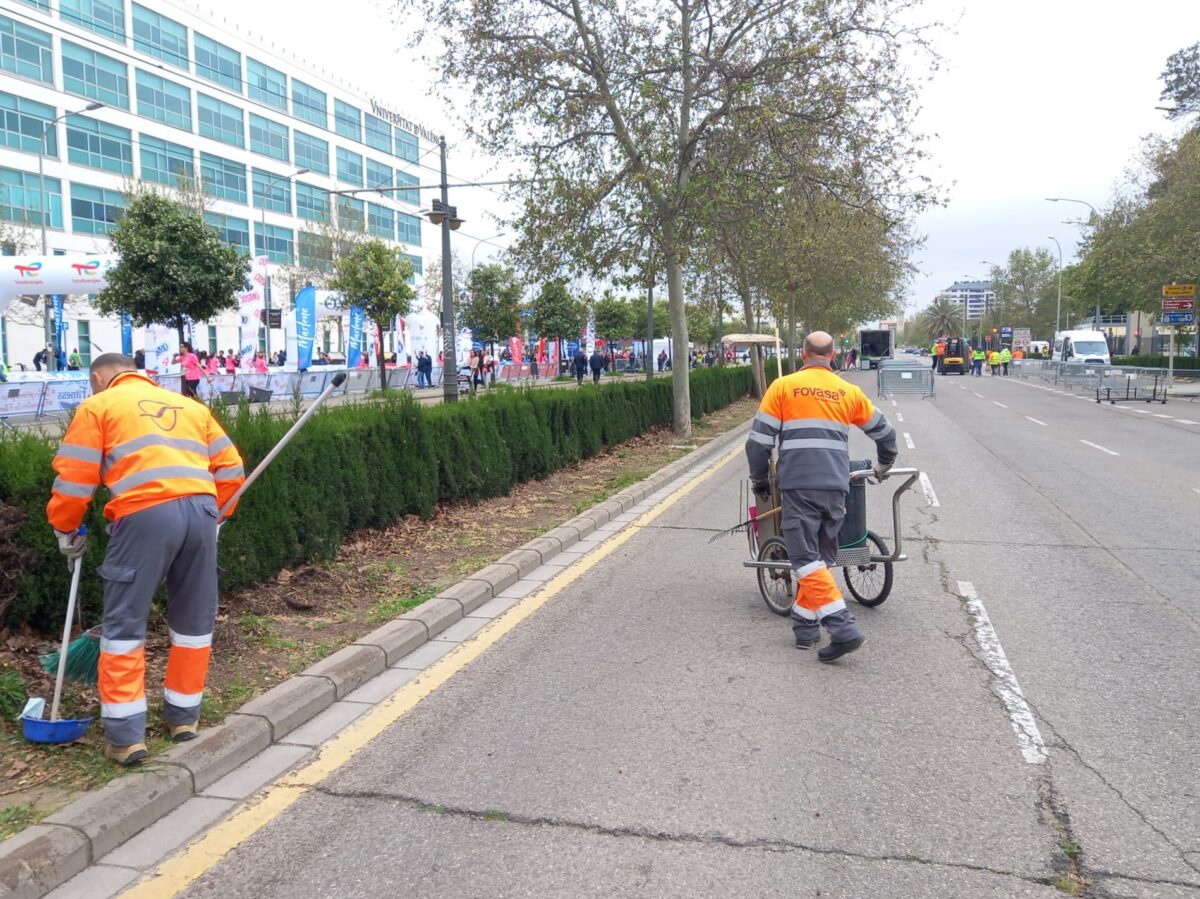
[939,280,994,320]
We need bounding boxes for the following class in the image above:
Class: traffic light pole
[438,136,458,403]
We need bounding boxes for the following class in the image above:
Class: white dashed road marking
[1153,414,1172,419]
[1176,419,1198,425]
[973,392,984,399]
[918,472,940,507]
[904,432,915,450]
[993,401,1008,408]
[957,581,1047,765]
[891,399,898,408]
[896,412,904,422]
[1080,440,1119,456]
[1025,416,1047,426]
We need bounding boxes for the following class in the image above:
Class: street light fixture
[1046,198,1103,329]
[1047,236,1063,336]
[259,166,309,363]
[980,260,1004,341]
[38,101,104,370]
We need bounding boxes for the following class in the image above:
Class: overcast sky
[195,0,1200,313]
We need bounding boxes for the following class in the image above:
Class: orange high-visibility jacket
[747,362,898,492]
[47,371,245,532]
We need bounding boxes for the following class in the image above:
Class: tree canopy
[462,263,523,350]
[329,239,415,389]
[529,281,583,344]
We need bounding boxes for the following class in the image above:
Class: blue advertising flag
[120,313,133,355]
[347,306,365,368]
[295,286,317,370]
[51,295,65,357]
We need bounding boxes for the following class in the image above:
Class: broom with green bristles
[38,371,348,685]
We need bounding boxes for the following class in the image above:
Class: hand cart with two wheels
[740,465,922,615]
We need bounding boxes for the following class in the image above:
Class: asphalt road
[173,369,1199,899]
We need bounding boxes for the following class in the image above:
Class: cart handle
[848,467,920,562]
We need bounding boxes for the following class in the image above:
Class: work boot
[105,742,150,766]
[168,723,199,743]
[795,637,820,650]
[818,636,865,664]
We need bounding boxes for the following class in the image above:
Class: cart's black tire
[843,530,894,607]
[756,537,794,617]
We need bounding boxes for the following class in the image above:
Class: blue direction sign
[1161,311,1196,325]
[999,326,1013,339]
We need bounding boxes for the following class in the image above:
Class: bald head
[802,331,836,361]
[90,352,136,393]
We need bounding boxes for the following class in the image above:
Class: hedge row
[1112,355,1200,370]
[0,366,752,631]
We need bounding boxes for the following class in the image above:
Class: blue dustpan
[21,715,94,744]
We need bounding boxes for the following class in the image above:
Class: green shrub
[1111,355,1200,370]
[2,368,751,629]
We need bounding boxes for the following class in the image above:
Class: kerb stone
[161,714,271,792]
[0,824,89,899]
[495,548,543,578]
[236,676,335,741]
[299,645,386,699]
[354,619,428,666]
[400,597,462,640]
[438,580,492,615]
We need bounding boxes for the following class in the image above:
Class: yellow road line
[121,444,744,897]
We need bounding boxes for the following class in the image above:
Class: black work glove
[751,480,771,499]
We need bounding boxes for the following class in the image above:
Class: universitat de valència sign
[370,101,439,145]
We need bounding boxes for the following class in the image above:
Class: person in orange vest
[47,353,246,765]
[746,331,899,663]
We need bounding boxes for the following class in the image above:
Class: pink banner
[238,255,269,370]
[508,336,523,362]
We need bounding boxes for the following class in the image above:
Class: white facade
[939,280,995,321]
[0,0,435,371]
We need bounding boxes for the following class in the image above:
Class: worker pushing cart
[745,331,899,662]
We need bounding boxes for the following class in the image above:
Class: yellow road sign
[1162,283,1196,298]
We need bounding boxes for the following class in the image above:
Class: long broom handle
[50,539,85,723]
[217,372,346,522]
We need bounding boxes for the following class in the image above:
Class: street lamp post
[38,102,104,369]
[426,137,465,403]
[1046,198,1102,330]
[259,166,309,363]
[1047,236,1063,337]
[981,260,1004,346]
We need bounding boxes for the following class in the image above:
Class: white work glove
[54,528,87,563]
[872,462,893,482]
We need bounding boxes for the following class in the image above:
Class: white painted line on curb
[957,581,1047,765]
[919,472,940,507]
[904,432,915,450]
[993,401,1008,408]
[1025,416,1047,427]
[1080,439,1119,456]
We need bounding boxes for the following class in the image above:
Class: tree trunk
[645,279,654,382]
[176,315,186,349]
[738,278,763,398]
[664,240,691,437]
[377,322,388,392]
[787,295,797,375]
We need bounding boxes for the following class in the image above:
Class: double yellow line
[123,444,743,896]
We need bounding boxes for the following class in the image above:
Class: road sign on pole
[1161,311,1196,325]
[1162,283,1196,298]
[1162,298,1195,311]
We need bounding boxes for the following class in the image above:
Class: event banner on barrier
[238,256,269,367]
[295,286,317,370]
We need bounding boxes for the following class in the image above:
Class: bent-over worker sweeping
[745,331,899,662]
[46,353,245,765]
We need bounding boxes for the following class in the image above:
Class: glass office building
[0,0,434,366]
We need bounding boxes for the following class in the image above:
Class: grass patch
[1052,876,1084,895]
[448,554,501,578]
[482,809,508,821]
[0,803,41,840]
[0,669,27,721]
[1059,840,1081,858]
[368,586,439,624]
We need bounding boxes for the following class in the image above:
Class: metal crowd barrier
[876,358,935,399]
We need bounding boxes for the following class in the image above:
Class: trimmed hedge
[0,366,752,631]
[1112,355,1199,370]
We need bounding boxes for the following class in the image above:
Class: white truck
[1052,330,1111,365]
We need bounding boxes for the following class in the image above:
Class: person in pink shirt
[206,353,219,375]
[176,341,202,399]
[225,350,237,375]
[253,353,267,374]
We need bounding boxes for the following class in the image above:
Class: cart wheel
[842,531,894,607]
[756,537,794,617]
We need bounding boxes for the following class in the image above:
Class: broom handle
[50,536,85,723]
[217,372,346,523]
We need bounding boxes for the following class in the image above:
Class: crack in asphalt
[305,784,1060,888]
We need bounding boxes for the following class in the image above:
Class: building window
[0,92,57,156]
[297,230,332,271]
[198,94,243,147]
[249,113,288,162]
[199,152,246,203]
[194,33,241,93]
[293,130,328,175]
[334,99,361,142]
[135,71,190,131]
[1,16,53,84]
[295,181,328,222]
[76,319,91,367]
[247,58,286,110]
[292,79,326,128]
[60,0,125,43]
[336,195,364,232]
[395,128,417,163]
[207,323,217,355]
[139,134,193,187]
[393,169,418,206]
[131,4,187,69]
[1,167,62,228]
[367,203,393,240]
[397,211,421,246]
[364,113,390,154]
[16,0,50,11]
[336,147,362,186]
[252,169,292,214]
[365,158,391,191]
[62,42,129,109]
[70,182,126,234]
[404,253,422,285]
[204,211,249,253]
[255,222,293,265]
[66,115,132,175]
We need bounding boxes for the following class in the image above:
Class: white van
[1052,330,1110,365]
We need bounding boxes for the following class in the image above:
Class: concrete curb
[0,418,751,898]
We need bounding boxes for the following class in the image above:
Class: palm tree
[918,297,962,341]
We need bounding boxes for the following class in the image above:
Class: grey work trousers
[96,494,219,745]
[781,489,863,645]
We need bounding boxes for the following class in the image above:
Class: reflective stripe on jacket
[47,371,245,532]
[746,362,898,492]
